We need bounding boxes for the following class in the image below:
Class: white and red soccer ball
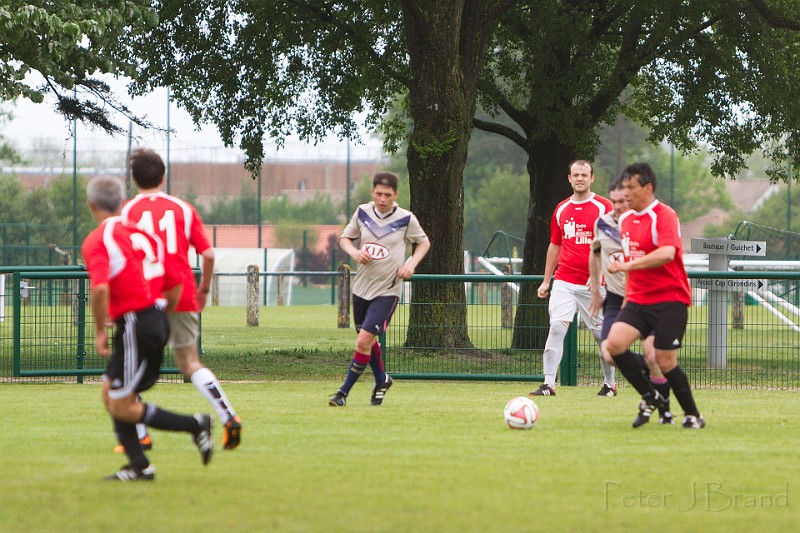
[503,396,539,430]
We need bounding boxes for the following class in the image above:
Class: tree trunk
[512,140,575,349]
[401,1,505,349]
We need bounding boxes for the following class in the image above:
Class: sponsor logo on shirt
[362,242,390,260]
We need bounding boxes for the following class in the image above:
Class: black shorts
[353,295,399,336]
[615,301,688,350]
[601,291,625,341]
[104,306,170,400]
[602,292,655,342]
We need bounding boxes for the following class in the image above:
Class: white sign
[691,278,766,291]
[690,238,766,256]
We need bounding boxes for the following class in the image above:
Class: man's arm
[196,248,214,311]
[397,239,431,280]
[608,246,676,273]
[537,243,561,298]
[91,284,111,357]
[588,243,604,317]
[340,236,371,265]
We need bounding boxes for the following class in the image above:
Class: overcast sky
[1,76,385,164]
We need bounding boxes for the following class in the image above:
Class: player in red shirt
[605,162,704,429]
[122,148,242,450]
[82,176,213,481]
[529,160,617,397]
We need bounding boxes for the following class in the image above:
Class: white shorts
[548,279,604,331]
[168,312,200,349]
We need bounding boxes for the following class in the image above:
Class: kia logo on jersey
[362,242,390,260]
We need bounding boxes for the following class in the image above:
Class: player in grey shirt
[589,177,673,423]
[329,172,430,407]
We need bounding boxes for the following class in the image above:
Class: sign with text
[691,278,766,291]
[690,238,766,256]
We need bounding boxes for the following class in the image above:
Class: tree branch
[747,0,800,30]
[473,116,528,150]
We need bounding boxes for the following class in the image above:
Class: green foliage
[0,1,159,133]
[410,129,459,161]
[466,167,529,253]
[0,173,93,264]
[263,194,341,225]
[202,190,342,225]
[0,106,21,164]
[595,119,733,220]
[128,1,408,173]
[479,1,800,178]
[705,184,799,239]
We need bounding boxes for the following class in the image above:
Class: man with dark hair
[589,176,673,424]
[82,176,213,481]
[329,171,430,406]
[529,160,617,397]
[121,148,242,450]
[605,162,704,429]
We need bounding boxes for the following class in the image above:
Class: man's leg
[541,320,569,389]
[330,328,374,406]
[656,349,702,420]
[606,321,655,396]
[643,336,673,423]
[172,312,241,449]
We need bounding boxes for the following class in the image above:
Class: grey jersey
[591,212,627,297]
[341,202,428,300]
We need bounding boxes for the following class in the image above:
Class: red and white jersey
[82,216,167,320]
[618,199,691,305]
[122,192,212,312]
[550,193,612,285]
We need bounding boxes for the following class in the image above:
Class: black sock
[663,366,700,417]
[115,418,148,471]
[611,350,656,398]
[142,403,199,433]
[652,379,672,415]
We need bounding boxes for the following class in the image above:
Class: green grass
[1,383,798,532]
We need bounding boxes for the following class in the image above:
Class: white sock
[136,423,148,440]
[543,321,569,387]
[191,367,237,424]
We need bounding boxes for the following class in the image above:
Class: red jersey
[82,217,166,320]
[122,193,212,313]
[550,193,612,285]
[619,200,691,305]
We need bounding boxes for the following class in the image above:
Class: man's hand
[95,330,111,357]
[607,261,627,274]
[588,289,604,318]
[537,280,551,298]
[197,289,209,311]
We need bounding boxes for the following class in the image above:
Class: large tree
[129,1,512,348]
[471,1,800,346]
[0,1,159,132]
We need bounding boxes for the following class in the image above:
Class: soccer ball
[503,396,539,430]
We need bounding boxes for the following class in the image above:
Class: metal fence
[0,267,181,383]
[384,273,800,390]
[2,268,799,389]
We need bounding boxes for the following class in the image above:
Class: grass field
[2,382,798,532]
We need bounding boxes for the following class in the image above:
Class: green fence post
[76,276,86,384]
[380,331,387,371]
[559,316,578,386]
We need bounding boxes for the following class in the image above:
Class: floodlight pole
[72,86,78,257]
[788,158,792,257]
[166,87,171,195]
[346,139,351,217]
